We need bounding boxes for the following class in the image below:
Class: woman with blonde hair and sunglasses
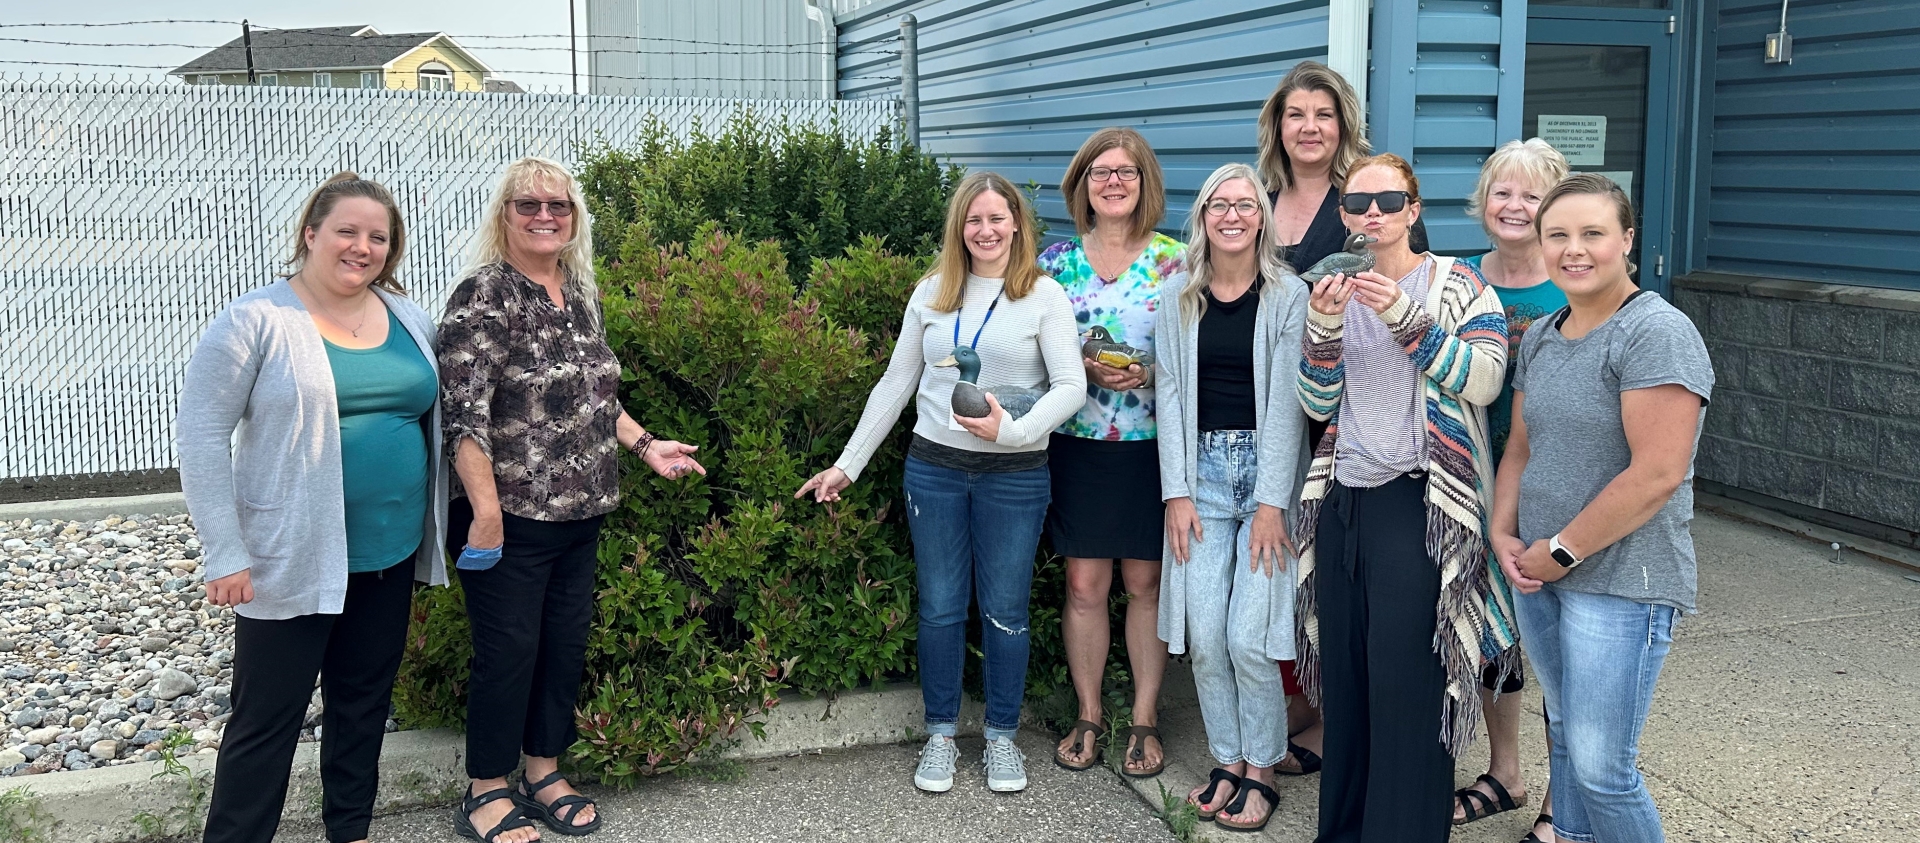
[439,157,705,842]
[797,171,1085,795]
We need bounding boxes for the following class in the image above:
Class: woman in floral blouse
[1040,127,1186,777]
[437,157,703,843]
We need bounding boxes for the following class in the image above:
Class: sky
[0,1,578,88]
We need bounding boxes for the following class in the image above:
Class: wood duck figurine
[1299,232,1379,284]
[1080,326,1154,370]
[935,346,1048,419]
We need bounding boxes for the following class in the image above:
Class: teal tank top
[1464,253,1569,466]
[324,309,437,573]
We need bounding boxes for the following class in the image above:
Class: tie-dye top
[1038,232,1187,441]
[1463,253,1568,466]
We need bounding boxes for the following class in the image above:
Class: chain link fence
[0,77,899,481]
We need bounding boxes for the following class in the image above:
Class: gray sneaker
[913,735,958,793]
[982,736,1028,792]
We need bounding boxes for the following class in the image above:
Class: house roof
[170,25,492,75]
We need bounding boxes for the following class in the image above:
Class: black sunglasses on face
[512,199,575,217]
[1340,190,1411,215]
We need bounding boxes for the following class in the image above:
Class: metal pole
[569,0,579,95]
[899,14,919,146]
[242,20,255,85]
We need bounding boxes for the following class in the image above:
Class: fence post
[899,14,919,146]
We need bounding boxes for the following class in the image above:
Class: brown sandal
[1120,724,1165,777]
[1053,719,1103,771]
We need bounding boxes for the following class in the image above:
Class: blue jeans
[1515,586,1678,843]
[903,455,1049,740]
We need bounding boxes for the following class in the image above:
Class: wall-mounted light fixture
[1765,0,1794,64]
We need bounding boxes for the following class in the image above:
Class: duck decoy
[1080,326,1154,370]
[1299,233,1379,284]
[935,346,1048,419]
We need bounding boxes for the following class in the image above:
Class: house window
[360,71,380,89]
[257,73,278,87]
[313,72,333,88]
[198,75,218,85]
[418,63,453,92]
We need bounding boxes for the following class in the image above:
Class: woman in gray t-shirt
[1491,174,1714,843]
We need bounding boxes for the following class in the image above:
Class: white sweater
[834,273,1086,482]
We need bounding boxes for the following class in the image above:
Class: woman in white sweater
[796,172,1086,795]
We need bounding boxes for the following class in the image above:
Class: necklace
[296,274,372,337]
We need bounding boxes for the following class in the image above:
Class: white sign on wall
[1539,115,1608,166]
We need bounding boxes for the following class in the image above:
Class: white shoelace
[920,736,958,770]
[983,738,1024,772]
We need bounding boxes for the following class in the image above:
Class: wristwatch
[1548,534,1584,569]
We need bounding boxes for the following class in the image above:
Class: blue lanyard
[953,290,1003,350]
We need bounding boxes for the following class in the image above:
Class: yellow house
[169,26,515,93]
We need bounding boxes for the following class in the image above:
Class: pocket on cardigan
[236,498,293,562]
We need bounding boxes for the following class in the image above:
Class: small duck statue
[1299,232,1379,284]
[935,346,1048,419]
[1080,326,1154,370]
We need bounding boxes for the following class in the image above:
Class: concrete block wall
[1673,274,1920,542]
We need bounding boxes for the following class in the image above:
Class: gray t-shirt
[1513,292,1714,612]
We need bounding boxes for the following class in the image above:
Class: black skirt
[1045,433,1164,561]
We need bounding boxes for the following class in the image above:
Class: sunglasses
[512,199,575,217]
[1340,191,1412,215]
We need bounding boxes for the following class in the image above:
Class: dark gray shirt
[1513,292,1714,612]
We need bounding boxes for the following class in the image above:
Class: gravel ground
[0,514,374,778]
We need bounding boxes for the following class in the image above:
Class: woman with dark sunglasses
[438,157,705,842]
[1291,153,1515,843]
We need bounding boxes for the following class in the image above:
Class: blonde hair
[466,156,598,304]
[927,172,1041,312]
[285,172,407,294]
[1467,138,1570,235]
[1180,163,1292,324]
[1255,61,1371,195]
[1537,172,1639,276]
[1060,127,1166,240]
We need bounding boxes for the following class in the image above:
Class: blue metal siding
[1706,0,1920,290]
[836,0,1333,236]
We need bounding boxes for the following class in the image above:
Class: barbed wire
[0,19,243,28]
[0,37,897,58]
[0,20,893,49]
[0,59,899,85]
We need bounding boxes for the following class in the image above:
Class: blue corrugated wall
[1705,0,1920,291]
[835,0,1334,237]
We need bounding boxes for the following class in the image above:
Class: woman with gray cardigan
[178,173,448,843]
[1156,163,1311,832]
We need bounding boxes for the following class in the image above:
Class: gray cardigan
[1153,270,1312,660]
[178,279,449,620]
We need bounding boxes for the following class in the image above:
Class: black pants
[1313,474,1455,843]
[450,498,604,780]
[203,565,415,843]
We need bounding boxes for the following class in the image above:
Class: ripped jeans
[903,455,1049,739]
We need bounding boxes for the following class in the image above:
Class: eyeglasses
[512,199,575,217]
[1340,191,1411,215]
[1088,166,1141,182]
[1203,199,1261,217]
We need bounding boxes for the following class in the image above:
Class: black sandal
[1214,778,1279,832]
[1191,767,1243,821]
[1275,740,1322,776]
[1120,725,1165,778]
[513,769,603,836]
[1454,773,1527,825]
[454,785,537,843]
[1520,812,1555,843]
[1053,719,1104,771]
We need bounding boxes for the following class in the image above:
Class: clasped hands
[1493,534,1569,594]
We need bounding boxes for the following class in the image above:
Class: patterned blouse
[1038,232,1187,440]
[437,261,623,522]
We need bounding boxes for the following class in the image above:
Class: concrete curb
[5,682,986,842]
[0,493,188,524]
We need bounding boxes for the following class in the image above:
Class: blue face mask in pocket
[456,544,504,571]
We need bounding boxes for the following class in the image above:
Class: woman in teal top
[328,307,438,572]
[1454,138,1569,843]
[1040,128,1186,777]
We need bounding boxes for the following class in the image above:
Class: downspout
[803,0,838,100]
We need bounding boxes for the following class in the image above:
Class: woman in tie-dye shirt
[1040,127,1187,778]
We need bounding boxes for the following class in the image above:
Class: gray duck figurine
[936,346,1049,419]
[1080,326,1154,370]
[1299,232,1379,284]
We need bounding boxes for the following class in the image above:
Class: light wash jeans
[1185,431,1287,767]
[903,455,1049,742]
[1515,585,1678,843]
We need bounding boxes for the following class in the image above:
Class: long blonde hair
[1181,163,1292,324]
[466,156,598,304]
[286,172,407,294]
[1255,61,1371,194]
[927,171,1041,312]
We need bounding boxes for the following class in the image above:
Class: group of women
[179,57,1710,843]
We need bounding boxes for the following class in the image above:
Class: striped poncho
[1291,255,1521,757]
